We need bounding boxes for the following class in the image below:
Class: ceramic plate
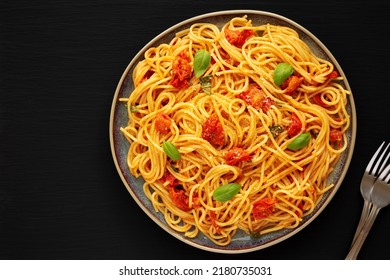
[109,10,356,253]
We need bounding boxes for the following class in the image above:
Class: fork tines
[367,142,390,176]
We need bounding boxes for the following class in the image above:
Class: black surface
[1,0,389,260]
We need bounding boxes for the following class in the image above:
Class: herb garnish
[287,132,311,151]
[200,75,213,94]
[162,141,181,161]
[213,183,241,202]
[269,125,283,138]
[193,49,211,78]
[273,62,294,86]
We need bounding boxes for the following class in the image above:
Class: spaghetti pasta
[119,16,350,246]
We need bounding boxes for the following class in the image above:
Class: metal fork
[351,141,390,244]
[346,164,390,259]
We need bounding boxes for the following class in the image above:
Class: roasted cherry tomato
[224,147,253,166]
[169,184,191,211]
[170,51,192,89]
[261,97,275,113]
[280,75,304,95]
[329,128,343,142]
[287,113,302,138]
[161,172,177,187]
[155,112,172,134]
[237,84,275,112]
[237,84,264,110]
[252,198,277,220]
[329,128,343,149]
[202,114,225,146]
[224,28,254,48]
[327,70,339,80]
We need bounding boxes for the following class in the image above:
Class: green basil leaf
[213,183,241,202]
[273,63,294,86]
[287,132,311,151]
[193,49,211,78]
[162,141,181,160]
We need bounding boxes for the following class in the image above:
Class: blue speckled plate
[109,10,356,253]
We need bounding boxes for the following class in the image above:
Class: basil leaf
[162,141,181,160]
[213,183,241,202]
[287,132,311,151]
[273,63,294,86]
[193,49,211,78]
[200,74,212,94]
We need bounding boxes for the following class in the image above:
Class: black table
[1,0,389,260]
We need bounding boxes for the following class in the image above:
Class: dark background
[1,0,389,260]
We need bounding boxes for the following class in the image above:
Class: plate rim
[109,9,357,254]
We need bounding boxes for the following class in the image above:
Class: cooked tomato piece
[168,184,191,211]
[237,84,265,110]
[161,171,177,187]
[280,75,304,95]
[261,97,275,113]
[224,28,254,48]
[162,171,190,211]
[162,170,192,211]
[329,128,343,149]
[252,198,277,220]
[202,114,225,146]
[224,147,253,166]
[170,51,192,89]
[287,113,302,137]
[242,29,255,38]
[155,112,172,134]
[237,84,275,112]
[327,70,339,80]
[329,128,343,143]
[329,128,342,142]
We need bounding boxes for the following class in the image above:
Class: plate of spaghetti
[110,10,356,253]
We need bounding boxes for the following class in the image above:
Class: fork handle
[351,200,373,246]
[346,206,380,260]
